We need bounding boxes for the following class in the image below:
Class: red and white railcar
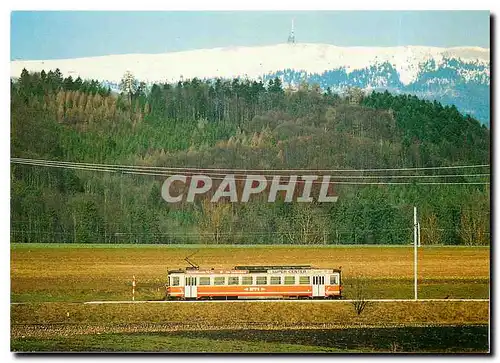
[166,265,342,300]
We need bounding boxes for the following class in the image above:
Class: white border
[2,2,495,362]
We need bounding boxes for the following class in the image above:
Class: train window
[299,276,310,285]
[214,277,225,285]
[241,276,253,285]
[228,276,239,285]
[330,275,338,285]
[171,276,180,286]
[199,277,210,286]
[284,276,295,285]
[256,276,267,285]
[270,276,281,285]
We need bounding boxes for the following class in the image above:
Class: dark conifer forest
[10,69,490,245]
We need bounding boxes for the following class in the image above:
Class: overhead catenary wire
[10,229,415,236]
[9,229,491,239]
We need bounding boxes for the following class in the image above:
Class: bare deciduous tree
[350,275,369,315]
[421,212,442,245]
[277,203,329,244]
[119,71,138,114]
[197,199,232,244]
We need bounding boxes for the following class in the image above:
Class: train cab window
[284,276,295,285]
[270,276,282,285]
[242,276,253,285]
[214,277,226,285]
[228,276,239,285]
[330,275,339,285]
[199,277,211,286]
[256,276,267,285]
[171,276,180,286]
[299,276,310,285]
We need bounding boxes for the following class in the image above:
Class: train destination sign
[267,269,310,274]
[161,174,339,203]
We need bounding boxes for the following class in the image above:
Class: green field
[12,326,489,353]
[10,244,490,353]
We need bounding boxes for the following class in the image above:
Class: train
[166,265,342,300]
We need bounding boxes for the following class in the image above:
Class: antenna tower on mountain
[287,18,296,44]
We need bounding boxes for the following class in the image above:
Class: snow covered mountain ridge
[10,43,490,123]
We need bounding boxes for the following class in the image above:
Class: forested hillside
[10,69,490,245]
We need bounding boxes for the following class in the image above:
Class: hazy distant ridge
[11,43,490,123]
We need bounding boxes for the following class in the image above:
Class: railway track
[10,298,489,305]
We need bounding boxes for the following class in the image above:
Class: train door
[312,275,325,297]
[184,276,198,299]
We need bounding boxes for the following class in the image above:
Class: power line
[10,158,491,185]
[11,159,490,179]
[11,157,490,173]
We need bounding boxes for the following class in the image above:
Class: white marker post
[132,275,136,301]
[414,207,418,301]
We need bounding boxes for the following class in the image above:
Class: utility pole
[417,222,421,247]
[414,206,418,300]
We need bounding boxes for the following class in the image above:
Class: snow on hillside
[10,43,490,86]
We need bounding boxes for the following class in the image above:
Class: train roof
[234,265,312,271]
[168,265,341,274]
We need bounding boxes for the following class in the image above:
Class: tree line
[10,69,490,246]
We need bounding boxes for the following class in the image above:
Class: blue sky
[11,11,490,60]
